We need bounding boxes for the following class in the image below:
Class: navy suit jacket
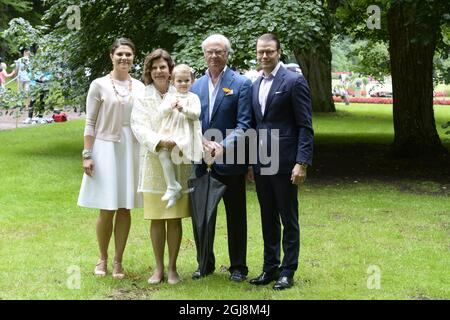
[251,66,314,175]
[191,67,253,176]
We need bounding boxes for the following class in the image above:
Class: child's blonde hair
[171,64,195,82]
[0,62,6,70]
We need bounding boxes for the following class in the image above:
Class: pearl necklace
[110,72,132,106]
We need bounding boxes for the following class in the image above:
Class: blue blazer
[191,67,253,176]
[251,66,314,175]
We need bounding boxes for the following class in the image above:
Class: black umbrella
[188,167,226,275]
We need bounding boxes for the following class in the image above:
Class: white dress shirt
[207,66,228,122]
[258,62,282,115]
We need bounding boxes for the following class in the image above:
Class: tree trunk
[294,42,336,113]
[387,3,447,157]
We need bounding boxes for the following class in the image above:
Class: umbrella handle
[207,164,212,172]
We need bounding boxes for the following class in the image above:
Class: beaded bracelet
[82,149,93,160]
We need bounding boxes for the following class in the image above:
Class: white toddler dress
[157,91,203,163]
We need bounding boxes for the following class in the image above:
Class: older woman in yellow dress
[131,49,192,285]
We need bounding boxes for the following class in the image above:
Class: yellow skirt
[143,193,191,220]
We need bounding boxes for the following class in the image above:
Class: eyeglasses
[205,50,227,57]
[256,49,278,57]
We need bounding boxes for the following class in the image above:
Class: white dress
[158,91,203,163]
[77,79,142,210]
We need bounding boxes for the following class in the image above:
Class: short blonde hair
[172,64,194,81]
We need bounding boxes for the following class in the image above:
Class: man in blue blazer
[248,33,314,290]
[190,34,253,282]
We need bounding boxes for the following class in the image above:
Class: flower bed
[433,91,449,97]
[333,96,450,105]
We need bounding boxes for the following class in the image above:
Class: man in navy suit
[190,34,253,282]
[248,33,314,290]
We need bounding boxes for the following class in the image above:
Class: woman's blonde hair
[171,64,194,81]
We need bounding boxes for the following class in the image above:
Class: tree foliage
[25,0,171,110]
[2,0,448,136]
[36,0,335,111]
[2,17,44,50]
[0,18,77,111]
[0,0,33,27]
[348,39,390,80]
[336,0,450,156]
[337,0,450,82]
[44,0,167,80]
[160,0,332,73]
[0,0,33,60]
[159,0,337,112]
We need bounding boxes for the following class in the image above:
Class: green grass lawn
[0,104,449,300]
[5,78,17,91]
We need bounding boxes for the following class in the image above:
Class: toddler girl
[158,64,203,208]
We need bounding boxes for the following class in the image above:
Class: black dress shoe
[273,276,294,290]
[249,271,280,286]
[229,270,247,282]
[191,268,214,280]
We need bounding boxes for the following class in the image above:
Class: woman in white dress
[78,38,145,279]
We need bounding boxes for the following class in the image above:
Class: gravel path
[0,110,85,130]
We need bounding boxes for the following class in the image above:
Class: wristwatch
[297,162,308,169]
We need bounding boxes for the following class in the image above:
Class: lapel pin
[223,87,233,95]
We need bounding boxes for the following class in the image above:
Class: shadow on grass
[13,142,81,159]
[310,134,450,195]
[4,118,450,195]
[1,121,83,159]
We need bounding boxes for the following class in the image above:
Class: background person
[0,60,15,92]
[10,47,32,122]
[27,44,53,122]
